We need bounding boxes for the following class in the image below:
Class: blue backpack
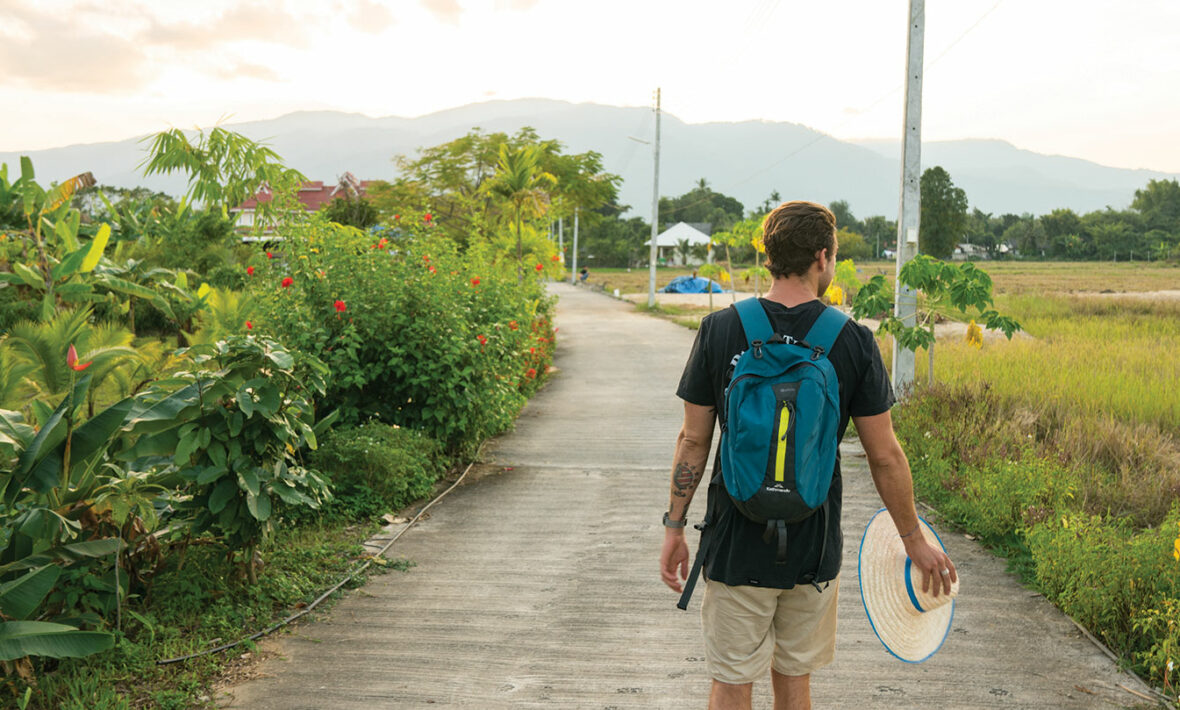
[678,298,847,608]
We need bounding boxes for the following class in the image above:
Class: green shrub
[311,422,445,513]
[895,383,1180,698]
[249,216,556,454]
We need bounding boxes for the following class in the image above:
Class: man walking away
[658,200,956,710]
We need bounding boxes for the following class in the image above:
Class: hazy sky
[2,0,1178,173]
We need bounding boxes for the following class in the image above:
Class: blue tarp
[659,275,727,294]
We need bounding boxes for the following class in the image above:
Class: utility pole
[571,207,580,283]
[892,0,924,396]
[647,88,662,308]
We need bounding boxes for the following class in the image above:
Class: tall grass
[926,295,1180,431]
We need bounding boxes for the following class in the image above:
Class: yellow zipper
[775,404,790,482]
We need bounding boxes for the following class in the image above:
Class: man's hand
[903,534,957,597]
[660,529,690,592]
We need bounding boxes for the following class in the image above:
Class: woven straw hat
[858,508,959,663]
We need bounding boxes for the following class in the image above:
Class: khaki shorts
[700,575,839,684]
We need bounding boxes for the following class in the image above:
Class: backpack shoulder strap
[733,298,774,347]
[804,306,850,358]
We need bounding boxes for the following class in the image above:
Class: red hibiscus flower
[509,320,519,330]
[471,277,480,286]
[535,263,543,272]
[66,344,92,371]
[424,213,433,222]
[551,254,560,261]
[245,320,253,330]
[281,277,294,288]
[334,300,346,313]
[394,214,400,220]
[423,254,431,262]
[266,252,274,259]
[525,368,537,379]
[247,266,255,275]
[476,334,488,346]
[428,265,437,274]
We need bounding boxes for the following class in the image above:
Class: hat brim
[858,508,955,663]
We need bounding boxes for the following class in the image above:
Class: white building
[645,222,713,266]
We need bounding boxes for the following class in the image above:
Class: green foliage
[321,195,378,230]
[659,178,744,232]
[894,384,1180,697]
[851,254,1022,352]
[248,216,555,455]
[836,227,873,261]
[311,422,445,516]
[482,143,557,281]
[140,127,306,221]
[134,336,330,563]
[919,166,969,259]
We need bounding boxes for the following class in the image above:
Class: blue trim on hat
[904,558,925,612]
[858,508,956,664]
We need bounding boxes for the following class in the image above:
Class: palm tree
[483,144,556,282]
[6,308,140,414]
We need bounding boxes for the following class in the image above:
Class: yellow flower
[719,270,731,284]
[751,234,765,254]
[825,284,844,306]
[310,248,319,254]
[1173,523,1179,561]
[966,319,984,349]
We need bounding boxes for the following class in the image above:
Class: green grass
[17,519,401,709]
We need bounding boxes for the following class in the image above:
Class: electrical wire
[156,447,486,665]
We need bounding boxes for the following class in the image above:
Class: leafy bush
[895,383,1180,698]
[124,336,332,582]
[248,215,556,454]
[311,422,445,516]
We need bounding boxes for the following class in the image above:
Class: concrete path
[223,283,1159,709]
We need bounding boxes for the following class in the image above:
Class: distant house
[232,172,373,235]
[645,222,713,266]
[952,243,988,261]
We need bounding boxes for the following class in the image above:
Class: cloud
[347,0,396,34]
[496,0,541,10]
[212,62,282,82]
[0,3,151,92]
[145,3,313,51]
[421,0,462,24]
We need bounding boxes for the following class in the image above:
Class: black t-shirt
[676,298,895,588]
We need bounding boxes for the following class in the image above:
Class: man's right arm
[854,409,957,596]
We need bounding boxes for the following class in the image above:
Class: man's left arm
[660,401,717,592]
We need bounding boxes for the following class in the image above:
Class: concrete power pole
[892,0,924,396]
[647,88,662,308]
[571,208,579,283]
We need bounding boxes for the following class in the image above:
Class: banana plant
[0,560,116,662]
[0,158,113,321]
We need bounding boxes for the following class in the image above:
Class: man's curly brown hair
[761,201,836,278]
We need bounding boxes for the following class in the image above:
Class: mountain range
[4,99,1176,220]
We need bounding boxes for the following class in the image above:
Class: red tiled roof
[235,179,375,212]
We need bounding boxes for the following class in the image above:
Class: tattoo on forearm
[672,462,698,498]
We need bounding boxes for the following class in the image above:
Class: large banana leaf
[0,621,114,661]
[0,565,60,620]
[17,374,91,495]
[0,539,120,577]
[22,396,134,498]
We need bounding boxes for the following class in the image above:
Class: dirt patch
[1077,289,1180,300]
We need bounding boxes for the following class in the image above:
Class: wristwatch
[663,511,687,528]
